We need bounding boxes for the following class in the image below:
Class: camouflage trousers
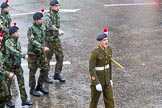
[45,38,64,75]
[28,55,49,87]
[0,80,9,105]
[4,66,27,100]
[89,84,115,108]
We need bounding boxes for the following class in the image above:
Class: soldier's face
[99,37,108,48]
[12,31,19,38]
[3,7,9,13]
[51,5,60,11]
[35,18,43,25]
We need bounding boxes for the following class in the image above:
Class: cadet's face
[35,18,43,25]
[12,31,19,38]
[3,7,9,12]
[99,37,108,48]
[51,5,60,11]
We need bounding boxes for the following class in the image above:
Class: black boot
[36,84,49,94]
[30,87,41,97]
[54,74,66,83]
[45,75,53,84]
[6,100,15,108]
[22,100,33,106]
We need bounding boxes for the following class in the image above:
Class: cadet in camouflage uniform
[89,33,115,108]
[0,0,11,35]
[3,25,32,107]
[27,12,50,97]
[0,35,14,108]
[44,0,65,83]
[0,21,14,108]
[0,1,11,56]
[0,68,14,108]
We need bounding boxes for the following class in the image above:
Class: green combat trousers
[45,38,64,74]
[89,84,115,108]
[28,55,49,87]
[5,66,27,100]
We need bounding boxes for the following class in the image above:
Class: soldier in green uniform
[89,33,115,108]
[0,0,12,56]
[44,0,65,83]
[0,35,14,108]
[0,68,14,108]
[3,24,32,107]
[27,12,50,97]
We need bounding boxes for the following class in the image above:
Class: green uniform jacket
[3,37,25,68]
[44,9,60,42]
[0,10,12,56]
[27,23,46,56]
[89,45,112,85]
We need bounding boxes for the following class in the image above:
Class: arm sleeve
[109,47,112,80]
[27,27,44,50]
[0,17,8,34]
[44,15,59,31]
[89,51,100,85]
[0,68,10,80]
[5,41,25,58]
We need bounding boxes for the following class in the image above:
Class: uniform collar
[99,44,105,50]
[51,10,58,14]
[1,9,8,15]
[33,23,42,28]
[10,36,18,42]
[98,44,108,52]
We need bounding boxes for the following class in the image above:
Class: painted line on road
[104,3,159,7]
[21,61,71,66]
[11,9,80,17]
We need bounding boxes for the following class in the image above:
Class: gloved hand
[110,80,113,86]
[96,84,102,91]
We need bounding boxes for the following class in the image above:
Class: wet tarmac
[3,0,162,108]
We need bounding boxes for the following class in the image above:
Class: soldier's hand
[96,84,102,91]
[110,80,113,87]
[8,72,14,79]
[59,30,64,35]
[25,55,29,60]
[44,47,49,52]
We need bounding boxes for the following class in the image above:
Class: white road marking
[11,9,80,17]
[59,9,80,12]
[21,61,71,66]
[104,3,159,7]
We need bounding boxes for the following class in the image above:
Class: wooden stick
[110,58,125,70]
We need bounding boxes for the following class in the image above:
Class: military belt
[95,64,109,71]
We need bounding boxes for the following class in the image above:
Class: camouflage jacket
[44,10,60,41]
[27,23,45,56]
[0,68,9,82]
[0,68,10,103]
[89,45,112,85]
[3,37,25,68]
[0,10,11,35]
